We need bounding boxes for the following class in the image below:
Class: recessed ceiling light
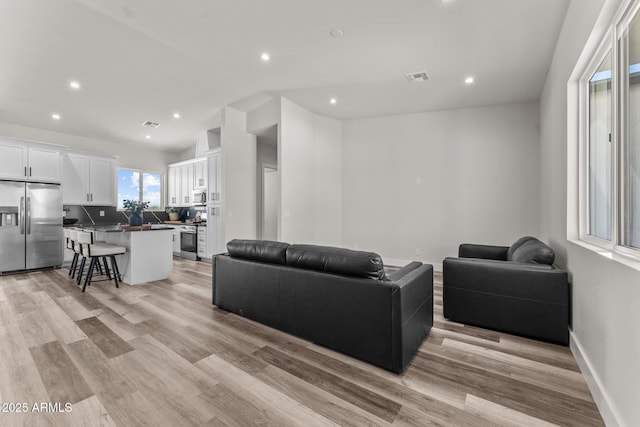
[173,112,180,119]
[465,76,475,84]
[51,113,61,120]
[145,135,151,139]
[69,81,81,90]
[260,53,270,61]
[330,29,344,38]
[330,98,337,104]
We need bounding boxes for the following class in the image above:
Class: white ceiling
[0,0,569,152]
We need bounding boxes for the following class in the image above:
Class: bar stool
[63,228,78,277]
[70,228,113,284]
[68,229,84,281]
[75,230,126,292]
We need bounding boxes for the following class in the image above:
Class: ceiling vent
[405,71,430,83]
[142,120,160,128]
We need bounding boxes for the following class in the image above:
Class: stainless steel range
[179,224,198,260]
[0,180,63,273]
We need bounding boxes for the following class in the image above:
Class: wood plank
[253,346,402,423]
[29,340,94,404]
[256,364,392,426]
[196,352,339,426]
[64,339,138,404]
[75,316,134,359]
[18,309,57,347]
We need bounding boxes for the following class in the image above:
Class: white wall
[220,107,257,241]
[541,0,640,425]
[246,98,281,134]
[279,98,342,245]
[341,102,540,268]
[0,120,177,172]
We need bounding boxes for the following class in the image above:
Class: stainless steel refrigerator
[0,180,63,273]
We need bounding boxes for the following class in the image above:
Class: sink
[63,218,79,225]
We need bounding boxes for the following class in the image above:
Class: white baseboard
[570,331,623,427]
[384,258,442,272]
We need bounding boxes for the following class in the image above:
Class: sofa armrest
[459,244,509,260]
[387,261,422,282]
[390,263,434,372]
[443,257,568,303]
[392,264,433,315]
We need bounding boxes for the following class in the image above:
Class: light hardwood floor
[0,258,603,426]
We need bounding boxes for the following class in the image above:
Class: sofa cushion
[286,244,386,280]
[507,236,555,265]
[227,239,290,265]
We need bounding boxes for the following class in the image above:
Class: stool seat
[87,244,126,257]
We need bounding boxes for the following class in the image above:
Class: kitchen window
[117,168,163,210]
[579,0,640,261]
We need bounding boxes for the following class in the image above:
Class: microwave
[192,191,206,205]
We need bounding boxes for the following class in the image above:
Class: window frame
[578,0,640,264]
[116,168,165,211]
[579,30,616,250]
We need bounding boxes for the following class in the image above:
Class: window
[117,169,162,210]
[588,50,612,241]
[580,0,640,259]
[625,13,640,248]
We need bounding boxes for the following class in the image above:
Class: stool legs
[69,252,79,277]
[80,255,122,292]
[76,257,87,285]
[110,255,121,288]
[82,258,97,292]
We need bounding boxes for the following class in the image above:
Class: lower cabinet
[172,229,181,255]
[197,226,207,259]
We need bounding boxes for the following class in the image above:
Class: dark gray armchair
[443,236,570,345]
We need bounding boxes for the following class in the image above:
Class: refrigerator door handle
[26,197,31,235]
[19,196,25,234]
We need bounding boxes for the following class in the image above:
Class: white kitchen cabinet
[63,153,90,204]
[0,138,62,183]
[207,149,221,202]
[167,156,213,206]
[172,229,181,254]
[193,159,207,190]
[180,164,192,205]
[62,151,115,205]
[167,166,180,206]
[206,204,223,257]
[28,145,62,182]
[89,156,115,205]
[0,139,28,180]
[197,225,207,258]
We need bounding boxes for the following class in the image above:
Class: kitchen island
[92,225,174,285]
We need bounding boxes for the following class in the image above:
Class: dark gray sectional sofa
[212,239,434,373]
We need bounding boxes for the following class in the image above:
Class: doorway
[255,125,278,240]
[262,165,278,241]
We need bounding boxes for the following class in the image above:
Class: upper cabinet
[207,149,221,202]
[179,163,193,205]
[0,138,62,183]
[193,159,207,189]
[89,156,115,205]
[62,151,115,205]
[166,158,209,206]
[167,166,180,206]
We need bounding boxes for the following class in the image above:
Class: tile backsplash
[64,205,170,225]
